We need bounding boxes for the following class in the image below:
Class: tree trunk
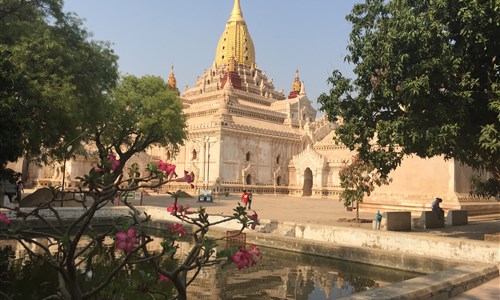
[356,199,360,220]
[173,279,187,300]
[21,155,30,186]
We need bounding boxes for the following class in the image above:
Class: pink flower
[168,223,187,236]
[158,273,172,283]
[108,154,120,171]
[166,203,177,214]
[165,164,177,179]
[231,247,256,269]
[174,170,195,188]
[249,211,259,230]
[115,228,139,253]
[158,160,178,179]
[167,164,177,177]
[0,213,11,225]
[158,160,168,172]
[248,244,262,259]
[167,203,194,218]
[167,203,181,215]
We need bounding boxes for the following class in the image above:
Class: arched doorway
[246,174,252,185]
[302,168,313,196]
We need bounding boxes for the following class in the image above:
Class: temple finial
[229,0,244,22]
[167,65,178,92]
[292,69,301,92]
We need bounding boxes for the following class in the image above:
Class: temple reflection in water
[2,233,419,299]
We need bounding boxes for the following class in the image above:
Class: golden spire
[292,69,301,92]
[287,70,302,99]
[215,0,256,67]
[168,65,177,90]
[229,0,244,22]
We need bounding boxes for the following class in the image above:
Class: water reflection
[187,246,419,300]
[0,232,420,299]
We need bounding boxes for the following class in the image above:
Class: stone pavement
[133,191,500,241]
[140,192,376,228]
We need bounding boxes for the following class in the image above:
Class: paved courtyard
[130,191,499,241]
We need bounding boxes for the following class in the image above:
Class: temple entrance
[246,174,252,185]
[302,168,313,196]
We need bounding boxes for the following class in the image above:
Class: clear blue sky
[64,0,360,110]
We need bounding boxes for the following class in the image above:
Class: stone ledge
[446,210,468,226]
[382,211,412,231]
[3,206,498,265]
[244,232,461,274]
[346,264,499,300]
[413,211,445,229]
[253,219,500,265]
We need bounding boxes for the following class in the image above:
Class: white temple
[10,0,498,216]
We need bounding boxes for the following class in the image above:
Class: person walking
[241,190,249,208]
[247,190,253,209]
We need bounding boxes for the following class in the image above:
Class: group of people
[241,190,253,209]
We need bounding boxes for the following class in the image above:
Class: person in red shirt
[241,190,249,208]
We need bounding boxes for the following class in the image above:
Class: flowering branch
[0,156,261,300]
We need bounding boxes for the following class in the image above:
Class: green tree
[91,75,187,174]
[339,155,390,220]
[0,0,119,170]
[319,0,500,197]
[0,72,231,299]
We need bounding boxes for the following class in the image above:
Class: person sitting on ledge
[431,197,445,220]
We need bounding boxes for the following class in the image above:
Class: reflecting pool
[0,231,421,299]
[190,246,421,299]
